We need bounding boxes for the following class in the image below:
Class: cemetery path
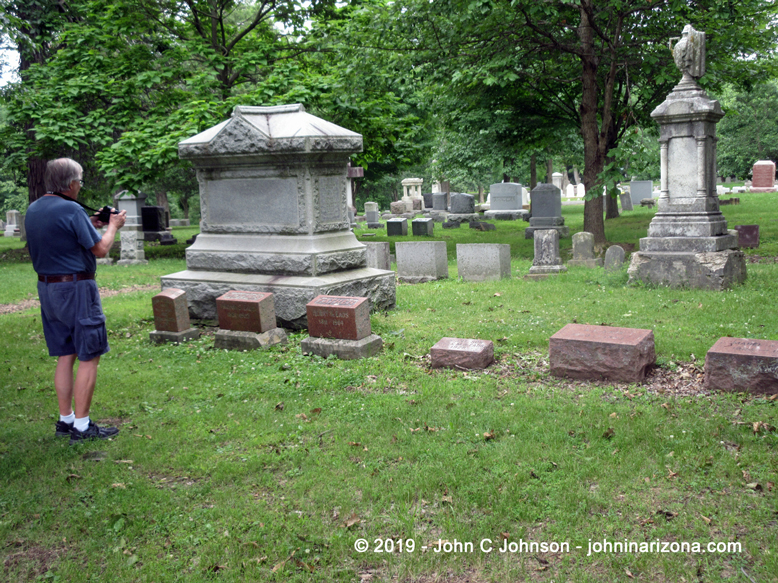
[0,284,158,315]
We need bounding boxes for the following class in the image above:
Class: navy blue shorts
[38,278,110,361]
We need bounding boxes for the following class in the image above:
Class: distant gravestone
[704,337,778,395]
[484,183,528,221]
[422,193,434,208]
[141,206,166,232]
[432,193,447,211]
[750,160,776,192]
[364,242,391,270]
[149,288,200,344]
[302,295,383,359]
[395,241,448,283]
[629,180,653,205]
[216,290,277,333]
[620,192,633,211]
[525,184,569,239]
[456,244,511,281]
[412,218,434,236]
[412,198,423,211]
[390,201,406,215]
[468,221,496,231]
[550,324,655,383]
[449,193,475,214]
[117,231,148,265]
[442,221,460,229]
[430,338,494,370]
[364,201,381,228]
[568,232,602,268]
[604,245,626,272]
[527,229,566,277]
[4,210,20,237]
[733,225,759,248]
[386,218,408,236]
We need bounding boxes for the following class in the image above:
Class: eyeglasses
[78,179,84,186]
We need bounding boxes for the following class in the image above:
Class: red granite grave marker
[430,337,494,370]
[733,225,759,248]
[751,160,776,191]
[152,288,191,332]
[704,337,778,395]
[216,291,276,333]
[306,295,371,340]
[550,324,655,382]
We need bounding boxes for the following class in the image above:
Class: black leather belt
[38,272,96,283]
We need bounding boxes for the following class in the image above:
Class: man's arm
[90,210,126,258]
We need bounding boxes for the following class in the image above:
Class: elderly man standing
[25,158,127,444]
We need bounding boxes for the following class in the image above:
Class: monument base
[627,249,746,290]
[214,328,287,351]
[748,187,776,193]
[149,328,201,344]
[161,268,396,329]
[117,259,148,266]
[445,213,480,224]
[301,334,382,360]
[525,226,570,239]
[527,265,567,277]
[483,210,529,221]
[96,257,115,266]
[568,258,603,268]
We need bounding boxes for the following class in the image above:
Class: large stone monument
[484,183,528,221]
[524,184,569,239]
[116,191,149,265]
[750,160,775,192]
[4,210,20,237]
[401,178,423,212]
[628,25,746,290]
[161,104,396,328]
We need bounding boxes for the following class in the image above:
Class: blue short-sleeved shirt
[25,196,102,275]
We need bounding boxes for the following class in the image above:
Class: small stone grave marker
[390,201,406,214]
[412,218,434,236]
[149,288,200,344]
[386,218,408,236]
[568,232,602,268]
[431,337,494,370]
[306,295,371,341]
[604,245,626,271]
[704,337,778,395]
[733,225,759,248]
[550,324,655,382]
[216,290,276,333]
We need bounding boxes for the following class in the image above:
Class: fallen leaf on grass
[441,496,453,504]
[767,481,774,492]
[66,474,81,482]
[295,413,308,421]
[656,510,677,520]
[493,293,501,297]
[625,568,635,578]
[753,421,776,434]
[111,483,126,489]
[484,431,496,440]
[114,460,134,464]
[701,515,712,525]
[602,427,615,440]
[742,470,752,481]
[501,532,510,540]
[348,442,361,447]
[609,412,618,418]
[243,541,259,548]
[746,482,763,491]
[342,513,361,528]
[667,469,679,479]
[275,402,284,411]
[310,408,322,415]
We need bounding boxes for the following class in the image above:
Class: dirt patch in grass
[3,541,67,581]
[0,284,158,315]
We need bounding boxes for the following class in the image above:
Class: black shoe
[69,421,120,445]
[55,420,74,438]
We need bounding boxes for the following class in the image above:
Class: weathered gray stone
[488,183,522,211]
[4,210,20,237]
[117,230,148,265]
[525,184,568,239]
[620,192,634,211]
[527,229,566,276]
[483,210,528,221]
[568,232,602,268]
[422,193,434,208]
[628,26,745,290]
[364,242,391,270]
[604,245,626,272]
[432,193,447,211]
[390,201,406,214]
[395,241,448,283]
[629,180,653,205]
[411,218,434,236]
[386,218,408,237]
[149,328,201,344]
[450,193,475,214]
[446,213,480,224]
[301,334,382,360]
[214,327,288,350]
[456,244,511,281]
[468,221,496,231]
[442,221,460,229]
[169,219,191,226]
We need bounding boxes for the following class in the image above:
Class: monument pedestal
[628,63,746,290]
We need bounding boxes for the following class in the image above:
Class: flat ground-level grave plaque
[306,295,370,340]
[704,337,778,395]
[430,337,494,370]
[216,290,276,333]
[550,324,655,383]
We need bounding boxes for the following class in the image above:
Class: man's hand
[109,209,127,229]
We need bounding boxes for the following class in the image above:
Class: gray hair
[45,158,83,193]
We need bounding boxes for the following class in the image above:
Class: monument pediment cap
[754,160,774,165]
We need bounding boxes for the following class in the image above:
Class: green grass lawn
[1,198,777,582]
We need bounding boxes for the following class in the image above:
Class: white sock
[60,412,75,424]
[74,416,90,432]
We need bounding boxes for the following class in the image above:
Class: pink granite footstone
[704,337,778,395]
[430,337,494,370]
[216,290,276,333]
[152,288,191,332]
[550,324,655,382]
[306,295,371,341]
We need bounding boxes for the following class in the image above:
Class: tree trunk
[478,185,484,204]
[578,1,606,245]
[530,154,537,190]
[156,190,170,226]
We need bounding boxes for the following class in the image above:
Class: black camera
[95,205,119,223]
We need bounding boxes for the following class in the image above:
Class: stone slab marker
[604,245,626,272]
[4,210,20,237]
[411,218,434,236]
[214,290,287,350]
[733,225,759,248]
[395,241,448,283]
[161,103,395,329]
[390,201,406,215]
[386,218,408,237]
[550,324,655,383]
[620,192,634,211]
[430,338,494,370]
[750,160,775,192]
[301,295,382,359]
[149,288,200,344]
[432,193,447,211]
[484,183,528,221]
[629,180,653,205]
[568,232,602,267]
[449,193,475,215]
[527,230,567,277]
[704,337,778,395]
[364,242,391,270]
[456,244,511,281]
[525,184,569,239]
